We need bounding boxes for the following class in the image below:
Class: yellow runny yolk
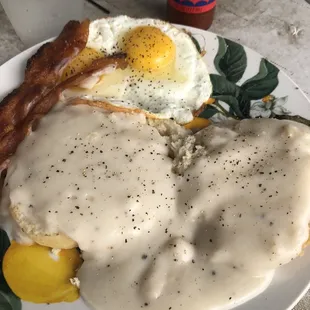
[124,26,176,72]
[61,47,104,81]
[3,242,83,304]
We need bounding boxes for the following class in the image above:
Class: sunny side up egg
[64,16,212,124]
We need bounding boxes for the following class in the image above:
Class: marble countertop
[0,0,310,309]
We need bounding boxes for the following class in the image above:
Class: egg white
[66,16,212,124]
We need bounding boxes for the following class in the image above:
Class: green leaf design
[209,74,247,119]
[213,37,226,77]
[237,92,252,118]
[182,29,203,54]
[0,230,10,258]
[0,286,22,310]
[0,229,21,310]
[190,35,202,54]
[241,59,279,100]
[214,37,247,83]
[210,74,241,98]
[199,105,219,119]
[213,95,243,118]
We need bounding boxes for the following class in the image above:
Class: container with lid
[167,0,216,30]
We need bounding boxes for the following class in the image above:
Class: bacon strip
[0,20,90,138]
[25,54,127,126]
[0,18,128,169]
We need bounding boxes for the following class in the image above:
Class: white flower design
[250,96,290,118]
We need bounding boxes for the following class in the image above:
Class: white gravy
[3,106,310,310]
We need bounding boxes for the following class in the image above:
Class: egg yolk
[124,26,176,72]
[3,241,82,304]
[61,47,104,81]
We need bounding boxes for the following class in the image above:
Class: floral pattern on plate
[1,27,310,310]
[196,36,290,122]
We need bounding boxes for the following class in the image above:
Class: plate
[0,25,310,310]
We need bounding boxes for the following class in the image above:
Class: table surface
[1,0,310,309]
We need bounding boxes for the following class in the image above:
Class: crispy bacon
[25,20,91,84]
[27,54,126,118]
[0,20,90,138]
[0,19,127,169]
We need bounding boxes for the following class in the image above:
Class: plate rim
[0,24,310,310]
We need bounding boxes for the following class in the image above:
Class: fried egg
[64,16,212,124]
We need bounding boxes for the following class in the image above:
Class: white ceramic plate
[0,25,310,310]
